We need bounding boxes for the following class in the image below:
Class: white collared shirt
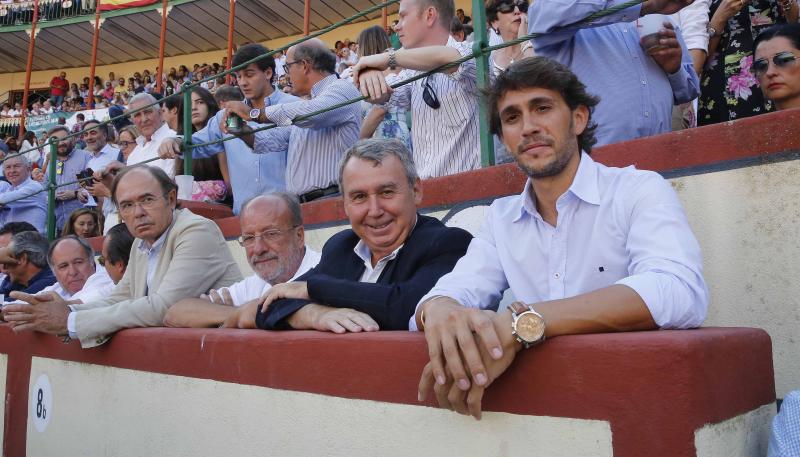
[45,267,115,302]
[415,153,708,330]
[127,123,177,178]
[353,240,403,283]
[218,246,321,306]
[137,212,177,292]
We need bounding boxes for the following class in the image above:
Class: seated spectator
[40,235,114,303]
[164,193,320,328]
[223,39,362,202]
[3,164,242,347]
[753,23,800,111]
[528,0,699,145]
[99,222,134,284]
[0,231,56,302]
[21,128,42,167]
[355,0,482,178]
[357,25,412,151]
[115,125,138,163]
[174,87,231,204]
[61,208,101,239]
[125,93,177,178]
[0,221,38,286]
[102,81,114,101]
[82,119,120,171]
[486,0,534,75]
[451,17,467,42]
[0,155,46,233]
[414,57,708,418]
[250,138,473,332]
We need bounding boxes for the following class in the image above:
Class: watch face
[516,313,545,343]
[249,108,260,119]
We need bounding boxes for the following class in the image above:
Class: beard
[515,121,579,179]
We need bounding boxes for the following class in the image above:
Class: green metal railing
[1,0,644,240]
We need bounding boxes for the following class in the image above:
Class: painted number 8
[36,388,46,419]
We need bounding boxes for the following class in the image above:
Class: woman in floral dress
[699,0,798,125]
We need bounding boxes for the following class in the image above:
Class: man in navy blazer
[248,138,472,332]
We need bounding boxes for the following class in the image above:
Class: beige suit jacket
[72,208,242,348]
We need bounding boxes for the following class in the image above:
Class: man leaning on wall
[2,164,242,348]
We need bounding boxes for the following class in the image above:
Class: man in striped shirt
[224,39,362,203]
[354,0,481,179]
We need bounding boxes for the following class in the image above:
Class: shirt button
[641,80,646,85]
[554,272,561,279]
[644,111,650,117]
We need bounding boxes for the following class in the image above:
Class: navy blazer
[257,214,472,330]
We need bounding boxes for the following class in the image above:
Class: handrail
[0,0,645,240]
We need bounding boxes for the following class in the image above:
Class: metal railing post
[45,140,57,240]
[472,0,494,167]
[182,85,193,175]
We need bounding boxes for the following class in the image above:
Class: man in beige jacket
[3,165,242,348]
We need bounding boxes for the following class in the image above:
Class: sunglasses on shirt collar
[750,51,799,76]
[422,77,441,109]
[496,0,529,14]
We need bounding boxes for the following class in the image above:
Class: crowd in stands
[0,0,799,448]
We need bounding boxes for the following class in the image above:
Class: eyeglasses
[283,60,303,74]
[496,0,528,14]
[118,140,136,148]
[422,77,440,109]
[751,51,798,76]
[238,226,299,247]
[118,195,166,215]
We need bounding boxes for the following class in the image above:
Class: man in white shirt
[163,192,320,328]
[414,57,709,418]
[40,235,115,303]
[125,93,177,178]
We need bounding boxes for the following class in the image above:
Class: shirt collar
[138,122,171,146]
[514,152,600,222]
[352,215,419,266]
[244,86,282,108]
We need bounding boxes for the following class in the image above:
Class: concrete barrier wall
[0,326,776,457]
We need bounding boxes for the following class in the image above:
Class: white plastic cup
[175,175,194,200]
[636,14,670,52]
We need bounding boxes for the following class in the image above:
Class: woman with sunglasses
[698,0,798,125]
[485,0,534,75]
[752,23,800,109]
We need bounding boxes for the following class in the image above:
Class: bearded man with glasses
[164,192,321,329]
[3,165,242,348]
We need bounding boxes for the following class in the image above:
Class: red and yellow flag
[99,0,158,11]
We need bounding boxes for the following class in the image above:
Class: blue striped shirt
[188,88,299,214]
[45,148,93,230]
[0,177,47,232]
[254,75,362,195]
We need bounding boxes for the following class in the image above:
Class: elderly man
[158,44,298,214]
[45,126,93,232]
[0,155,47,232]
[354,0,482,178]
[3,165,242,347]
[39,236,114,303]
[414,57,708,418]
[223,38,362,203]
[246,138,472,332]
[82,119,120,172]
[164,193,320,328]
[125,93,177,178]
[0,231,55,302]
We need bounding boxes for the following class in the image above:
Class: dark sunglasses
[497,0,529,14]
[751,51,798,76]
[422,77,440,109]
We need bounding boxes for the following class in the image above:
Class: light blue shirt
[770,391,800,457]
[0,177,47,232]
[254,74,362,195]
[188,88,298,214]
[529,0,700,146]
[136,211,176,292]
[415,153,708,330]
[87,143,120,172]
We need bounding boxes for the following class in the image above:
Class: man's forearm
[163,298,235,328]
[395,47,464,74]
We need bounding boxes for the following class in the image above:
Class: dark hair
[47,125,70,137]
[161,93,180,111]
[487,56,600,153]
[450,17,465,35]
[293,41,337,75]
[232,43,277,82]
[754,23,800,53]
[105,223,135,266]
[484,0,501,22]
[23,130,36,143]
[176,87,219,135]
[9,231,49,269]
[76,113,85,120]
[214,84,244,104]
[357,26,391,57]
[62,208,102,238]
[417,0,455,29]
[111,164,178,205]
[81,119,109,139]
[0,221,37,236]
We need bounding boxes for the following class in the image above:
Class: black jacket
[256,214,472,330]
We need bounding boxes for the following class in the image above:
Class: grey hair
[293,41,337,74]
[338,138,419,190]
[47,235,95,270]
[10,231,50,269]
[127,93,159,114]
[3,153,30,168]
[240,192,303,227]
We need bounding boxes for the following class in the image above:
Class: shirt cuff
[66,307,77,339]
